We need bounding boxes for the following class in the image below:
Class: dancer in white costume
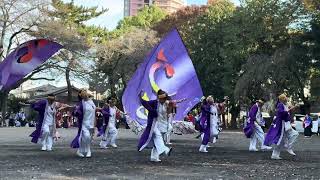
[165,108,174,145]
[158,97,186,145]
[138,90,173,162]
[264,94,299,160]
[29,94,67,151]
[244,99,272,151]
[99,97,126,148]
[71,90,97,158]
[209,97,219,145]
[200,96,220,149]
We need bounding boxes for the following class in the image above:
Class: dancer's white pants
[151,126,170,161]
[249,123,265,150]
[41,124,53,150]
[79,127,92,154]
[100,127,118,148]
[272,128,299,157]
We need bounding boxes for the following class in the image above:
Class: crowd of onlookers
[0,110,131,130]
[0,111,35,127]
[0,98,227,131]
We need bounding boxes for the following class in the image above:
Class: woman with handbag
[264,94,299,160]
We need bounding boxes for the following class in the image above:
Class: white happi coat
[79,99,96,154]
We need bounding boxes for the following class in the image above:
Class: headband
[256,99,264,103]
[158,94,167,99]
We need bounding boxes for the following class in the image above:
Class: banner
[0,39,63,90]
[122,29,203,125]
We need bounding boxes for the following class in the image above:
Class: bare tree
[0,0,54,120]
[0,0,50,57]
[94,28,159,97]
[30,0,107,103]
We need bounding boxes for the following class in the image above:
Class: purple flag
[122,29,203,125]
[0,39,62,90]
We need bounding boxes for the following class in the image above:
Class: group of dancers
[244,94,299,160]
[27,89,180,161]
[28,89,123,158]
[27,88,300,161]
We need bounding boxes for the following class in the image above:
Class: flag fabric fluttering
[0,39,63,90]
[122,28,203,125]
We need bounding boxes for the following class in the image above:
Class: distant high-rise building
[153,0,186,14]
[124,0,130,16]
[124,0,153,17]
[124,0,185,17]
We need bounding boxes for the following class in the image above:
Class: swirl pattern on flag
[122,29,203,125]
[0,39,63,90]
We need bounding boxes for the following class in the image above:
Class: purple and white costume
[137,97,170,161]
[209,104,219,144]
[156,102,173,144]
[30,100,57,151]
[264,102,299,158]
[165,113,174,144]
[71,99,96,157]
[99,105,118,148]
[199,102,218,152]
[244,103,269,151]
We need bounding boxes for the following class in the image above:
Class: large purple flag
[122,29,203,125]
[0,39,62,90]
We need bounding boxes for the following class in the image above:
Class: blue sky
[66,0,240,30]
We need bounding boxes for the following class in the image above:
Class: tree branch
[6,25,36,53]
[6,6,38,27]
[29,77,55,81]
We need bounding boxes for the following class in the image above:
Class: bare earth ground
[0,127,319,180]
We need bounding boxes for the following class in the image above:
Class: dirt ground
[0,127,319,180]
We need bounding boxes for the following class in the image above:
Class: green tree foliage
[154,1,236,100]
[153,5,208,38]
[235,0,316,103]
[114,6,167,36]
[33,0,108,103]
[37,0,108,48]
[7,95,27,114]
[153,0,319,128]
[118,5,167,28]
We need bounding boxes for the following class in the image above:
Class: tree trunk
[109,76,116,97]
[229,102,240,129]
[221,113,226,129]
[0,91,9,124]
[66,66,72,103]
[119,74,127,98]
[117,74,127,111]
